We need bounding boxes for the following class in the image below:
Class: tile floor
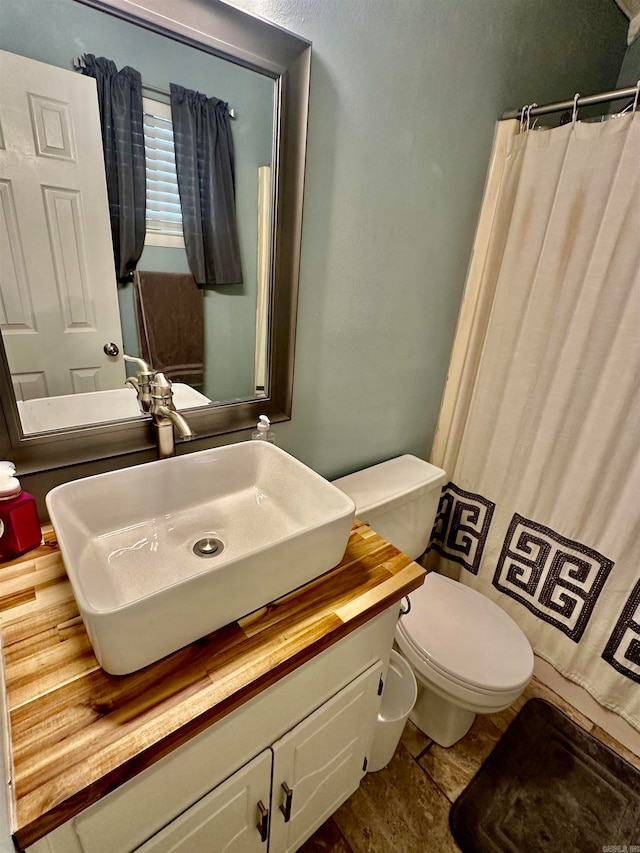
[301,676,640,853]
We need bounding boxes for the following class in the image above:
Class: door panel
[0,50,125,398]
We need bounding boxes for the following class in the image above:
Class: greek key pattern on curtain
[429,483,639,686]
[430,482,495,575]
[493,513,613,643]
[429,113,640,730]
[602,579,640,683]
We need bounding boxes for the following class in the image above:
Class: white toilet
[333,455,533,747]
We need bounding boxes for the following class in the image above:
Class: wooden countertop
[0,520,424,849]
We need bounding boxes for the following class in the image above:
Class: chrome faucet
[124,355,195,458]
[124,355,156,413]
[148,372,195,458]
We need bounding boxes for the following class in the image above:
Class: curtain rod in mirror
[72,55,238,117]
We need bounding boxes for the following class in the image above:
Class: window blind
[142,97,183,240]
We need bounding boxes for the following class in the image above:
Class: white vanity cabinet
[133,663,381,853]
[26,608,395,853]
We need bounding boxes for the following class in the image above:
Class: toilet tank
[332,455,447,560]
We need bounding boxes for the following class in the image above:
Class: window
[142,97,184,248]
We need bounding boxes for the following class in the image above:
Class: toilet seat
[396,623,529,698]
[398,573,533,694]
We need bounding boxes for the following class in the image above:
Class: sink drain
[193,537,224,558]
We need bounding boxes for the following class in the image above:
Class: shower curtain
[430,112,640,730]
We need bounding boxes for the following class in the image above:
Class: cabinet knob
[256,800,269,842]
[279,781,293,823]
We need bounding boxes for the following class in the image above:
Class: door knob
[104,342,120,357]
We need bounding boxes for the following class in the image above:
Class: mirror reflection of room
[0,0,274,435]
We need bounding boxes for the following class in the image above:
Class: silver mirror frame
[0,0,310,474]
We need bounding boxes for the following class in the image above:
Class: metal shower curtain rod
[502,81,640,120]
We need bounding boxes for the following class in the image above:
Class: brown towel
[134,271,205,386]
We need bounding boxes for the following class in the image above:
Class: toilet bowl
[333,455,534,747]
[396,572,533,745]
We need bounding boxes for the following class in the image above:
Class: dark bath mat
[449,698,640,853]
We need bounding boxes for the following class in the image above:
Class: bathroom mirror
[0,0,310,473]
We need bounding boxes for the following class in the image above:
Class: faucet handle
[124,355,156,413]
[150,372,175,408]
[123,354,152,374]
[125,376,147,413]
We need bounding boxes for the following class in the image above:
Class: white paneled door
[0,50,125,400]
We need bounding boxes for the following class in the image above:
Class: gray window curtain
[170,83,243,286]
[81,54,146,283]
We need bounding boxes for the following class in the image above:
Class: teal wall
[0,0,274,403]
[617,37,640,85]
[5,0,630,503]
[228,0,628,478]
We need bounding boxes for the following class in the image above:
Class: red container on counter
[0,462,41,561]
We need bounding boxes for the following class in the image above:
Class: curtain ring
[572,92,580,124]
[519,104,529,134]
[633,80,640,113]
[526,103,537,132]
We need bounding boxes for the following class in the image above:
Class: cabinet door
[270,660,383,853]
[133,749,272,853]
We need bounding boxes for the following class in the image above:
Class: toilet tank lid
[332,455,446,516]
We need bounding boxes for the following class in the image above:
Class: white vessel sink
[46,442,355,674]
[18,383,211,434]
